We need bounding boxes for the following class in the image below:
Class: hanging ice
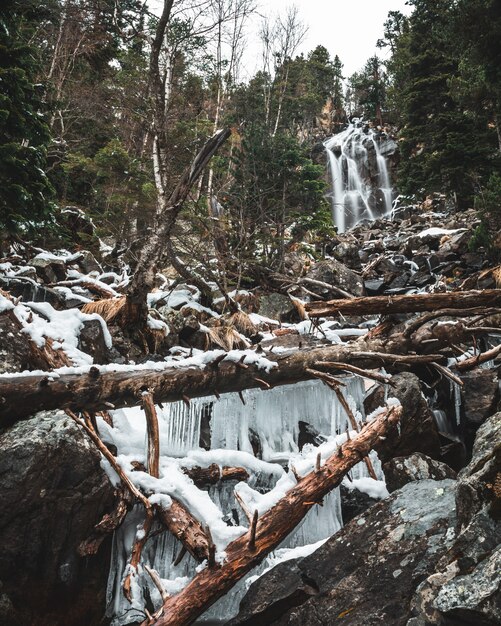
[101,378,386,625]
[324,119,393,233]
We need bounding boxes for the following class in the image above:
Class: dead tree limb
[78,487,132,556]
[125,128,231,326]
[142,405,402,626]
[142,391,160,478]
[306,290,501,317]
[68,410,210,564]
[182,464,249,488]
[306,368,377,480]
[0,344,444,426]
[316,361,394,386]
[456,343,501,372]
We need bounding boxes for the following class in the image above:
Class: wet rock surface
[366,373,441,463]
[227,480,457,626]
[0,411,114,626]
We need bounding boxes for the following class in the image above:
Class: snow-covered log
[142,404,402,626]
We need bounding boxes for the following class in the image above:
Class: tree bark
[2,302,497,427]
[142,405,402,626]
[182,464,249,488]
[0,340,421,426]
[305,289,501,317]
[125,128,231,327]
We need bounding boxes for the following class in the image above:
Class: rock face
[366,372,442,463]
[383,453,457,493]
[304,258,365,297]
[0,411,114,625]
[227,479,457,626]
[229,415,500,626]
[461,369,499,437]
[410,412,501,626]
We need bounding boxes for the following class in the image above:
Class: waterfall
[324,119,393,233]
[100,378,386,625]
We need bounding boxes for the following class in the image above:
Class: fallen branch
[182,464,249,488]
[78,487,132,556]
[142,404,402,626]
[306,289,501,317]
[455,343,501,372]
[67,409,210,564]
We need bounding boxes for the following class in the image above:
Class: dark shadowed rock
[340,483,379,523]
[383,453,457,493]
[461,369,499,428]
[76,250,102,274]
[258,293,299,323]
[365,373,441,463]
[0,411,114,626]
[227,479,457,626]
[0,276,66,309]
[305,258,365,297]
[77,318,111,364]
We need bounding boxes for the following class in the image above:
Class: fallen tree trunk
[0,342,424,427]
[142,404,402,626]
[2,303,498,427]
[306,289,501,317]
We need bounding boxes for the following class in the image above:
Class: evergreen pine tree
[0,1,54,233]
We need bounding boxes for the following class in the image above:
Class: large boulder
[461,369,499,433]
[228,479,457,626]
[304,259,365,298]
[0,411,115,625]
[409,412,501,626]
[383,453,457,493]
[365,372,442,463]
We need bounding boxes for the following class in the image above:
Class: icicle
[104,376,384,625]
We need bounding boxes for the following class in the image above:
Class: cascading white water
[324,119,393,233]
[101,378,385,625]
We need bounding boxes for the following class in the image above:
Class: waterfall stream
[100,378,385,625]
[324,120,394,233]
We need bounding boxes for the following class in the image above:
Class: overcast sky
[246,0,412,77]
[150,0,413,79]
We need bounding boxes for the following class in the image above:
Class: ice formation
[101,377,386,625]
[324,120,393,233]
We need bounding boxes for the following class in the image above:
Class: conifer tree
[0,1,54,233]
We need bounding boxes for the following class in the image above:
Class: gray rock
[305,258,365,297]
[30,255,67,283]
[76,250,102,274]
[228,480,457,626]
[258,293,297,323]
[365,373,441,463]
[0,411,114,625]
[409,413,501,626]
[77,318,111,364]
[383,453,457,493]
[455,411,500,529]
[434,546,500,625]
[461,369,499,428]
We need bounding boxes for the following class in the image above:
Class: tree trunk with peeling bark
[142,405,402,626]
[306,289,501,317]
[1,307,493,427]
